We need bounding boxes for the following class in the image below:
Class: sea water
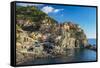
[88,39,96,45]
[20,39,97,65]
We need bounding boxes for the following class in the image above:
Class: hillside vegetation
[16,6,88,65]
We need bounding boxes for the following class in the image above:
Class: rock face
[59,23,88,49]
[16,6,88,64]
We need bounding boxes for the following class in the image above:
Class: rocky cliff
[16,6,88,64]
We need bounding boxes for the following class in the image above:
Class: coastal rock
[16,6,89,64]
[85,44,96,51]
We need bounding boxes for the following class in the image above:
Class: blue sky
[16,3,97,39]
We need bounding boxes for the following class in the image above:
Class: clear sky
[16,3,97,39]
